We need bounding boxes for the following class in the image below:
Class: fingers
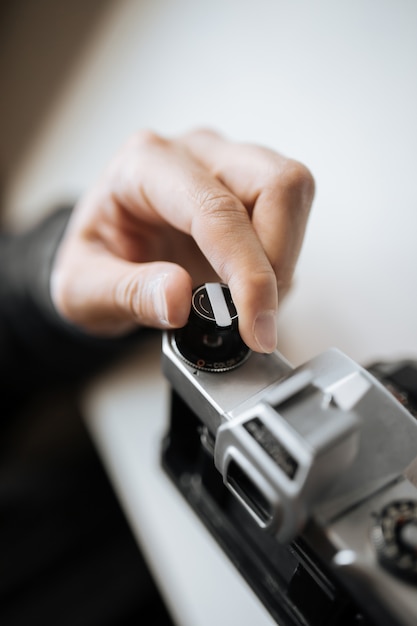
[99,132,280,350]
[52,129,314,354]
[179,129,315,292]
[178,129,315,350]
[188,189,279,353]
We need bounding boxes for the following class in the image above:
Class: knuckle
[128,128,168,152]
[194,187,241,222]
[230,267,278,311]
[250,267,277,292]
[278,160,315,206]
[230,270,276,303]
[184,126,222,141]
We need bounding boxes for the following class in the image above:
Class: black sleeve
[0,207,142,407]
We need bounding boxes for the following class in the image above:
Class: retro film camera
[161,283,417,626]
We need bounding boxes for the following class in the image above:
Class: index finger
[179,129,315,342]
[179,129,315,297]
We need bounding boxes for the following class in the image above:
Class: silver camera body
[162,284,417,626]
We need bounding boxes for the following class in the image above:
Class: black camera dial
[372,499,417,583]
[191,283,239,325]
[174,283,250,372]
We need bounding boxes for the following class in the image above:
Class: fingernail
[151,274,169,326]
[253,310,278,353]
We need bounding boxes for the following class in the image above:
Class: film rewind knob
[174,283,250,372]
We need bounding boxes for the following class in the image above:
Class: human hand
[51,129,314,353]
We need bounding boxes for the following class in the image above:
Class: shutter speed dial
[174,283,250,372]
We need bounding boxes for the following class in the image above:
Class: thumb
[51,250,193,335]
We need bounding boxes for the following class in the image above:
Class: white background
[5,2,417,623]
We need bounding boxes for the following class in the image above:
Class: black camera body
[161,284,417,626]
